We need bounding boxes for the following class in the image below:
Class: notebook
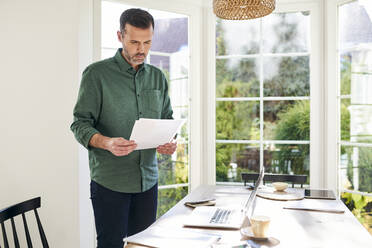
[284,198,345,214]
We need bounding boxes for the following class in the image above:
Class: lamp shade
[213,0,275,20]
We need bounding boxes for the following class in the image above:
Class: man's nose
[138,43,145,53]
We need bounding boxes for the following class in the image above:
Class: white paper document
[129,118,185,150]
[124,226,220,248]
[283,199,345,214]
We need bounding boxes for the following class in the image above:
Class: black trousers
[90,180,158,248]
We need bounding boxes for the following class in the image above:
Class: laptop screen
[243,166,265,216]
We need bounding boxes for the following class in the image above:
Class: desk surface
[126,185,372,248]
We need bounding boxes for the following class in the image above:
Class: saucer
[257,190,304,201]
[240,226,269,241]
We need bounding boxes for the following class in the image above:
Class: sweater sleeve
[70,67,101,149]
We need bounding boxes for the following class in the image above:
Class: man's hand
[156,142,177,155]
[89,134,137,156]
[105,137,137,156]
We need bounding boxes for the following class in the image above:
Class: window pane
[340,46,372,144]
[341,98,372,144]
[216,58,260,97]
[216,143,260,182]
[158,156,188,186]
[339,1,372,50]
[264,144,309,181]
[169,53,189,107]
[157,186,188,217]
[263,56,310,96]
[170,81,188,108]
[340,53,352,95]
[262,12,310,53]
[264,100,310,140]
[101,48,116,59]
[340,146,372,193]
[173,106,188,120]
[216,101,260,140]
[101,2,136,48]
[216,19,260,55]
[341,98,351,141]
[149,54,170,72]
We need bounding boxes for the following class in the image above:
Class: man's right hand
[89,133,137,156]
[105,137,137,156]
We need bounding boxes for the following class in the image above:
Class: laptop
[183,167,265,230]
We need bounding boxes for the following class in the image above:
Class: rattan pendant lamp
[213,0,275,20]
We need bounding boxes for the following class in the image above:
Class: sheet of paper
[125,226,220,248]
[283,199,345,213]
[129,118,185,150]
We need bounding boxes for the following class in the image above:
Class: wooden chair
[241,172,307,188]
[0,197,49,248]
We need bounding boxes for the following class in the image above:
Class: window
[215,11,312,184]
[337,0,372,234]
[101,1,190,217]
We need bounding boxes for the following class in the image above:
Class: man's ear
[117,31,123,42]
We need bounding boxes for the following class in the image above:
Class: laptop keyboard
[210,208,231,224]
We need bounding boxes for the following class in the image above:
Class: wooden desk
[126,185,372,248]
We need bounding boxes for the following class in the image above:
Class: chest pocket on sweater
[142,89,162,113]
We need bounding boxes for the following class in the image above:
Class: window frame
[206,0,324,188]
[326,0,372,197]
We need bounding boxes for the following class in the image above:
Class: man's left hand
[157,142,177,155]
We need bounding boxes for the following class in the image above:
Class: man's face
[117,24,153,68]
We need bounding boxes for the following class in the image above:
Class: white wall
[0,0,80,247]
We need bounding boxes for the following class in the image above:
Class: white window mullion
[308,1,323,189]
[216,52,310,60]
[339,95,351,99]
[327,0,340,194]
[216,140,310,145]
[216,97,261,102]
[341,189,372,197]
[216,96,310,101]
[259,18,264,172]
[339,142,372,148]
[148,51,173,57]
[216,140,261,144]
[158,183,189,190]
[216,54,259,59]
[205,6,217,186]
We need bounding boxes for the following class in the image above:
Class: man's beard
[123,46,146,65]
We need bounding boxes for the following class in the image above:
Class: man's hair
[119,8,154,34]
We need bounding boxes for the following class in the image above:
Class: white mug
[250,215,271,238]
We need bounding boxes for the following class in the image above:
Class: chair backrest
[0,197,49,248]
[241,172,308,188]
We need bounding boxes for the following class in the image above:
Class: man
[70,8,177,248]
